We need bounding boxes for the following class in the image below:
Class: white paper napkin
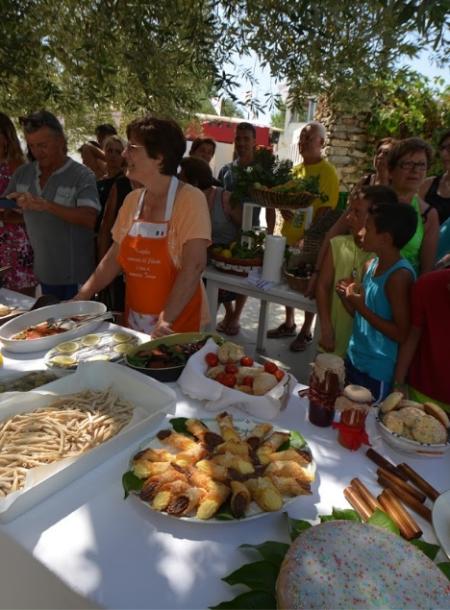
[178,338,295,420]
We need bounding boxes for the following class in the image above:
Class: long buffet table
[0,322,449,609]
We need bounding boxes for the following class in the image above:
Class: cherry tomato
[264,361,278,374]
[222,373,237,387]
[242,375,254,387]
[225,363,238,374]
[205,352,219,367]
[240,356,254,367]
[274,369,285,382]
[215,372,227,384]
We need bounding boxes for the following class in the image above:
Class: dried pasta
[0,389,133,497]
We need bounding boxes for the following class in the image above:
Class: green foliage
[0,0,221,137]
[1,0,449,136]
[221,98,245,118]
[239,542,290,567]
[231,148,293,204]
[271,102,286,129]
[367,69,450,173]
[222,560,279,593]
[367,508,400,534]
[121,471,144,499]
[411,539,441,560]
[277,430,307,452]
[209,590,276,610]
[368,70,450,142]
[320,507,362,523]
[220,1,449,113]
[288,515,312,541]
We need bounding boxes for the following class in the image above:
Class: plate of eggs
[45,331,140,370]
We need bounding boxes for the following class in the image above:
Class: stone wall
[316,100,375,191]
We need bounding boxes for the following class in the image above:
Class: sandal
[267,323,297,339]
[289,332,313,352]
[216,320,241,336]
[216,320,228,333]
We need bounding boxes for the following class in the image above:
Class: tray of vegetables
[250,175,327,209]
[209,231,265,277]
[124,332,223,382]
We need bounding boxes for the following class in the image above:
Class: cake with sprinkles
[277,521,450,609]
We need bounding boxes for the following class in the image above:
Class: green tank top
[400,195,424,273]
[319,235,372,358]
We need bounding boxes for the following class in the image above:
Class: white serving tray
[0,361,176,522]
[0,301,107,353]
[0,288,34,322]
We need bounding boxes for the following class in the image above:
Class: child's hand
[344,282,365,309]
[319,328,335,352]
[335,277,353,298]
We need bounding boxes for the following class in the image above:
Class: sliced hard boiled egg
[81,334,100,347]
[50,355,77,367]
[55,341,79,354]
[112,332,133,344]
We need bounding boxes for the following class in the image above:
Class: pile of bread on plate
[380,392,449,444]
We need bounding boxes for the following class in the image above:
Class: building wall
[316,101,374,190]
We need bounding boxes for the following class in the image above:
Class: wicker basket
[283,267,310,294]
[210,252,263,277]
[249,187,316,209]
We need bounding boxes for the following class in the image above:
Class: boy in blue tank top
[337,202,418,403]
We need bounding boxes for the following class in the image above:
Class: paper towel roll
[262,235,286,283]
[242,203,254,232]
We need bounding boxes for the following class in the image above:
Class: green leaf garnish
[169,417,195,437]
[209,590,276,609]
[367,508,399,534]
[320,507,362,523]
[437,562,450,581]
[411,539,441,560]
[215,501,237,521]
[222,560,279,593]
[288,516,312,541]
[240,541,289,567]
[277,430,307,452]
[122,470,144,499]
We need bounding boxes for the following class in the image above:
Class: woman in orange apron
[75,116,211,337]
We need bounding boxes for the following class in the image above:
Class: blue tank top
[348,257,416,382]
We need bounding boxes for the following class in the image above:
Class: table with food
[0,296,449,609]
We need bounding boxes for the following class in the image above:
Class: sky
[229,48,449,125]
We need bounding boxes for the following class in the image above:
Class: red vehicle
[185,113,281,176]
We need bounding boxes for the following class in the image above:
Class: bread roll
[423,402,450,429]
[253,372,278,395]
[380,391,403,413]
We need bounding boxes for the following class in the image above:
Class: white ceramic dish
[0,301,107,353]
[128,417,315,523]
[376,412,450,457]
[0,288,34,321]
[432,489,450,560]
[0,361,176,522]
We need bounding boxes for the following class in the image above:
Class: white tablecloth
[0,326,449,609]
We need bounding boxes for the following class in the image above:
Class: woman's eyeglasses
[398,161,427,171]
[125,142,144,152]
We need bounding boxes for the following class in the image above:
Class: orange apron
[118,177,202,334]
